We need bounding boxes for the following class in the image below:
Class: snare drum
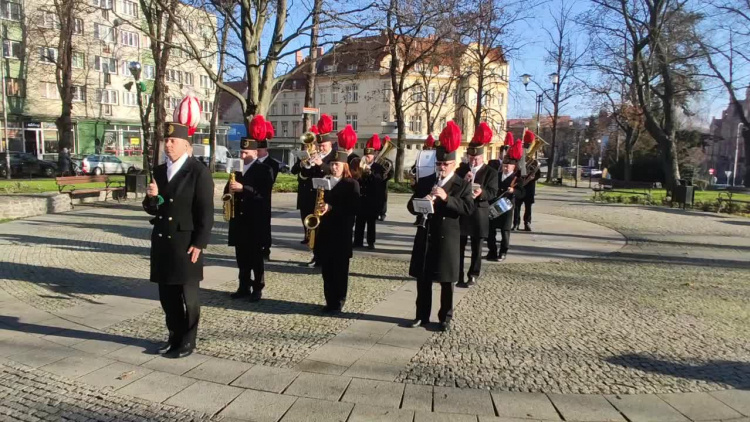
[488,197,514,219]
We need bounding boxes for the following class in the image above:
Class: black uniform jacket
[143,156,214,285]
[260,155,281,182]
[522,168,541,203]
[291,151,335,211]
[357,162,388,218]
[491,170,525,231]
[407,173,474,284]
[347,153,360,166]
[456,163,498,238]
[225,161,274,247]
[314,177,360,261]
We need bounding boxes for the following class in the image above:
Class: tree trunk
[546,89,561,183]
[55,0,74,152]
[623,129,634,182]
[302,0,321,131]
[659,133,680,190]
[151,2,176,167]
[474,64,484,129]
[208,91,221,172]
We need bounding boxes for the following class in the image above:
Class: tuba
[374,138,395,174]
[523,134,548,186]
[222,173,236,221]
[299,131,319,170]
[302,178,327,250]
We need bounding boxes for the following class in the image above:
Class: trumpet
[299,131,319,170]
[222,173,236,221]
[303,178,327,250]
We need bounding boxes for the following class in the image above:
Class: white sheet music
[226,158,243,173]
[415,150,436,179]
[312,177,332,190]
[411,198,434,215]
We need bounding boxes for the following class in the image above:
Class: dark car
[0,152,58,178]
[279,163,290,174]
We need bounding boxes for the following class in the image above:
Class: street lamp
[520,73,559,136]
[575,121,589,188]
[124,61,149,174]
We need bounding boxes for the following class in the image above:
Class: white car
[82,154,138,175]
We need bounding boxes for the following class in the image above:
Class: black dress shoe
[366,244,375,250]
[485,254,498,261]
[305,259,317,268]
[439,321,451,332]
[300,239,309,245]
[379,215,386,221]
[409,319,427,328]
[230,289,251,299]
[249,291,262,302]
[524,224,532,232]
[499,254,507,262]
[466,276,477,286]
[353,243,364,249]
[157,341,172,354]
[163,344,194,359]
[511,224,519,231]
[456,281,469,288]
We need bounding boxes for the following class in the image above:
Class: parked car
[81,154,138,175]
[279,163,290,174]
[0,152,58,178]
[581,167,603,178]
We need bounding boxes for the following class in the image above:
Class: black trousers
[415,276,454,323]
[487,228,511,257]
[459,235,483,281]
[354,215,377,246]
[513,198,533,227]
[158,283,200,348]
[235,244,265,292]
[321,256,350,310]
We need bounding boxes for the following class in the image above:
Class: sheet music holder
[415,150,436,179]
[312,177,332,191]
[411,198,434,215]
[292,150,311,161]
[226,158,243,173]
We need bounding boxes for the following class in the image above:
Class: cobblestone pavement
[398,188,750,394]
[0,362,216,421]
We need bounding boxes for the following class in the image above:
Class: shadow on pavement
[605,353,750,389]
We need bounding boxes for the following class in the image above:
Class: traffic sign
[302,107,319,114]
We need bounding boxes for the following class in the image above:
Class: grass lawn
[0,176,127,194]
[599,188,750,203]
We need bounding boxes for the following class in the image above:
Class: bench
[717,188,750,213]
[592,179,661,202]
[55,175,125,204]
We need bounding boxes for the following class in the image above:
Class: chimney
[317,47,324,58]
[296,51,304,66]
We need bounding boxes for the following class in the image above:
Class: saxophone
[222,173,236,221]
[303,183,326,250]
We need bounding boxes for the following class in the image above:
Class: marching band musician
[513,131,540,232]
[292,115,336,267]
[456,123,498,288]
[258,121,281,260]
[354,134,388,250]
[226,115,274,302]
[339,133,360,165]
[411,134,436,226]
[144,122,214,359]
[407,121,474,332]
[486,136,525,262]
[315,150,361,314]
[378,136,395,221]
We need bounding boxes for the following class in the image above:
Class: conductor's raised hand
[147,181,158,197]
[187,246,202,263]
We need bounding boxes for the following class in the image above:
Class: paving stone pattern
[0,362,217,421]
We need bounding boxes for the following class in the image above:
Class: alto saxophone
[303,183,326,250]
[222,173,236,222]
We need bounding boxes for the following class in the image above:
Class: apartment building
[266,34,510,165]
[0,0,221,160]
[708,88,749,185]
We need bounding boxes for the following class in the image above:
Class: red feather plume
[248,115,267,141]
[523,129,535,146]
[317,114,333,134]
[265,121,275,140]
[508,138,523,160]
[503,132,514,147]
[438,121,461,153]
[308,125,320,135]
[424,134,435,148]
[383,135,391,143]
[366,134,381,151]
[471,122,493,145]
[337,125,357,150]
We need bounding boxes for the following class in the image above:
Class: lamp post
[125,61,149,173]
[575,121,589,188]
[597,138,603,170]
[734,123,743,186]
[520,72,559,175]
[1,59,10,179]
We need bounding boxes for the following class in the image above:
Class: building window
[97,88,118,104]
[345,114,357,131]
[124,91,138,107]
[281,121,288,137]
[94,24,114,42]
[92,0,112,8]
[282,103,288,115]
[72,85,86,102]
[293,121,301,137]
[119,30,139,48]
[345,84,358,103]
[498,92,504,105]
[2,40,21,59]
[73,18,84,35]
[318,87,327,104]
[5,77,23,97]
[453,90,460,104]
[1,1,22,21]
[38,47,58,64]
[120,0,137,16]
[293,103,300,114]
[429,87,437,103]
[144,64,155,80]
[409,115,422,133]
[331,86,338,104]
[94,56,117,73]
[200,100,213,120]
[331,114,338,131]
[411,86,423,102]
[102,104,113,116]
[324,65,337,73]
[41,82,59,99]
[382,111,389,122]
[167,69,183,83]
[72,51,85,69]
[270,104,277,115]
[184,73,193,86]
[347,64,357,71]
[382,82,390,102]
[42,11,60,29]
[200,75,214,89]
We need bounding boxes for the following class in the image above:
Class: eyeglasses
[435,161,454,167]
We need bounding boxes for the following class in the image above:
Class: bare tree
[589,0,702,189]
[698,0,750,185]
[413,47,461,135]
[302,0,323,131]
[539,0,588,182]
